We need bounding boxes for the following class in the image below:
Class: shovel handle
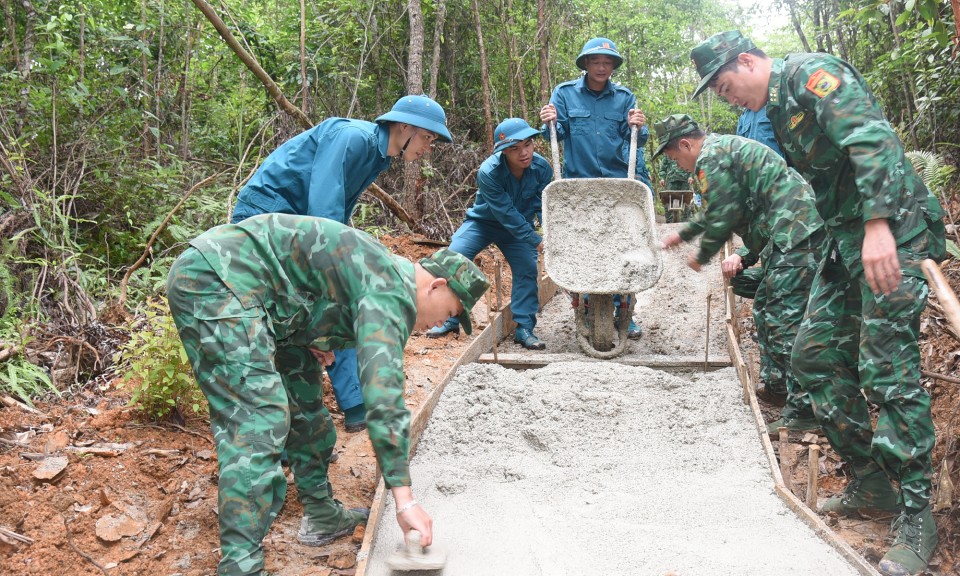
[922,259,960,335]
[549,121,561,181]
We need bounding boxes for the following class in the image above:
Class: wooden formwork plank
[476,353,732,371]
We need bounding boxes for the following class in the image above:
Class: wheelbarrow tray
[542,177,662,294]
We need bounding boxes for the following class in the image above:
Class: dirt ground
[1,232,959,575]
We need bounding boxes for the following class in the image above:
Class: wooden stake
[806,444,820,510]
[743,352,755,405]
[779,426,792,492]
[484,288,499,364]
[704,293,712,372]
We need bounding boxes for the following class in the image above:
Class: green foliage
[0,357,58,408]
[905,150,956,198]
[946,238,960,260]
[114,298,205,421]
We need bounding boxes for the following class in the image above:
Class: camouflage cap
[690,30,756,99]
[419,248,490,335]
[652,114,701,159]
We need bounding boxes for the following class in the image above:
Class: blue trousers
[448,218,540,330]
[231,202,363,412]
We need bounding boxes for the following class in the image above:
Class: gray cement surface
[543,178,662,294]
[365,223,858,575]
[503,223,727,359]
[367,363,861,575]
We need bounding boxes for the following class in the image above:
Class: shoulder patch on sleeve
[697,169,709,193]
[805,69,841,98]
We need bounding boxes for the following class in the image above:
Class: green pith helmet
[652,114,701,159]
[493,118,541,153]
[375,95,453,143]
[576,37,623,70]
[690,30,757,98]
[419,248,490,335]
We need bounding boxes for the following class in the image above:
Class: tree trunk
[189,0,312,130]
[78,5,84,83]
[472,0,493,152]
[812,0,824,51]
[15,0,36,136]
[886,1,919,149]
[537,0,550,104]
[179,5,198,159]
[786,0,812,52]
[821,2,834,54]
[154,1,166,155]
[428,0,446,99]
[1,0,18,68]
[299,0,307,113]
[500,0,527,118]
[402,0,425,219]
[445,14,457,109]
[141,0,153,158]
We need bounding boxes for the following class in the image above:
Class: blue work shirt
[234,118,392,224]
[542,76,649,178]
[464,152,553,247]
[736,109,784,159]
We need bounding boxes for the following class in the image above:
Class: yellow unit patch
[789,112,805,129]
[697,169,708,193]
[805,69,841,98]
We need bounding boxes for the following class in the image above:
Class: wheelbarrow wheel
[588,294,615,352]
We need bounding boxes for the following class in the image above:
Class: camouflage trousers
[730,238,821,421]
[791,239,934,510]
[167,248,337,576]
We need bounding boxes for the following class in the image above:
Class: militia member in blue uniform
[167,215,489,575]
[692,30,946,576]
[231,95,452,433]
[539,37,647,338]
[426,118,553,349]
[736,108,784,159]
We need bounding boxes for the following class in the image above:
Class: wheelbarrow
[542,123,662,358]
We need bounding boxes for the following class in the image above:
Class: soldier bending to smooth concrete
[691,30,946,576]
[655,113,824,438]
[166,214,488,576]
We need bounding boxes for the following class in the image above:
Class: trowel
[386,530,447,573]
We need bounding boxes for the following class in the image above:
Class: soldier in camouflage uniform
[658,156,691,192]
[692,30,947,576]
[165,214,489,576]
[654,114,824,434]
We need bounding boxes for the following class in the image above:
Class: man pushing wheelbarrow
[539,36,662,358]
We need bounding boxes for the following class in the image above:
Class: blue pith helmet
[375,95,453,143]
[493,118,541,154]
[576,37,623,70]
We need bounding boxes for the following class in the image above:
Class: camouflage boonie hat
[652,114,701,159]
[690,30,756,98]
[419,248,490,334]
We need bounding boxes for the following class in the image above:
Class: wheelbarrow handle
[549,121,561,181]
[628,124,638,181]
